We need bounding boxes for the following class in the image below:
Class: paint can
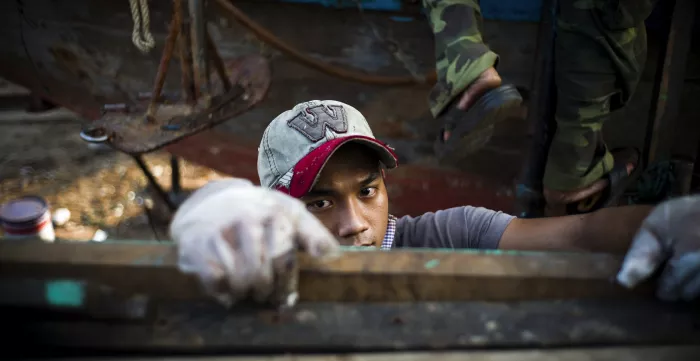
[0,196,55,242]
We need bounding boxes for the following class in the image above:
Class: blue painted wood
[46,280,85,307]
[279,0,401,12]
[279,0,545,22]
[481,0,542,22]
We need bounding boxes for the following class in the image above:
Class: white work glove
[616,195,700,301]
[170,178,340,308]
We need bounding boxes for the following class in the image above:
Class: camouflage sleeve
[542,0,656,191]
[422,0,498,117]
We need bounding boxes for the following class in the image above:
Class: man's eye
[359,187,377,197]
[307,200,331,210]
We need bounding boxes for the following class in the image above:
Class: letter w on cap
[287,104,348,142]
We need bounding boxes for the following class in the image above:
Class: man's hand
[170,178,340,308]
[617,195,700,301]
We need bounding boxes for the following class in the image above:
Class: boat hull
[0,0,542,215]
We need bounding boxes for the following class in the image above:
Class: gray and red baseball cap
[257,100,399,198]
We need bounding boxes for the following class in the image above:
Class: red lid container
[0,196,51,236]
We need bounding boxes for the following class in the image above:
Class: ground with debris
[0,81,226,242]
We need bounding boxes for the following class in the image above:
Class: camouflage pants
[423,0,657,191]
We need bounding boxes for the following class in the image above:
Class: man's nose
[337,202,369,240]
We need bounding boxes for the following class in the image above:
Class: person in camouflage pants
[424,0,658,214]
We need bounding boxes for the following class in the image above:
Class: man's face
[300,143,390,247]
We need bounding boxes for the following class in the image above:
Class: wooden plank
[0,279,150,320]
[6,301,700,353]
[0,241,653,302]
[33,346,700,361]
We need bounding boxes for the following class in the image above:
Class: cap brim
[286,135,398,198]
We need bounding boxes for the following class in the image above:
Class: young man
[172,100,700,308]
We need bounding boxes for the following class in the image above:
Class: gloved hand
[616,195,700,301]
[170,178,340,308]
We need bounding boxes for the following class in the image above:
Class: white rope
[129,0,155,53]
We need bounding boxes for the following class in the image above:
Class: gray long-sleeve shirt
[393,206,516,249]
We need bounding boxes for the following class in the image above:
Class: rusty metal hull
[0,0,533,216]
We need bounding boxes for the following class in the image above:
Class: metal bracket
[131,154,182,213]
[79,0,271,155]
[84,55,270,155]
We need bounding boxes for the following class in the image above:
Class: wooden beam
[0,278,150,320]
[5,301,700,352]
[0,241,653,302]
[33,346,700,361]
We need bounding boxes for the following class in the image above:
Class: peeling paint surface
[310,28,393,72]
[424,259,440,269]
[46,280,84,307]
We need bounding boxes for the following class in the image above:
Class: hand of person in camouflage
[169,178,340,308]
[617,195,700,301]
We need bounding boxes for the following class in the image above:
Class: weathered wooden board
[31,346,700,361]
[0,278,151,320]
[0,241,654,302]
[5,300,700,354]
[1,241,698,354]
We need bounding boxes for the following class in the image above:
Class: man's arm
[395,204,652,253]
[171,181,700,304]
[394,206,515,249]
[498,205,653,254]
